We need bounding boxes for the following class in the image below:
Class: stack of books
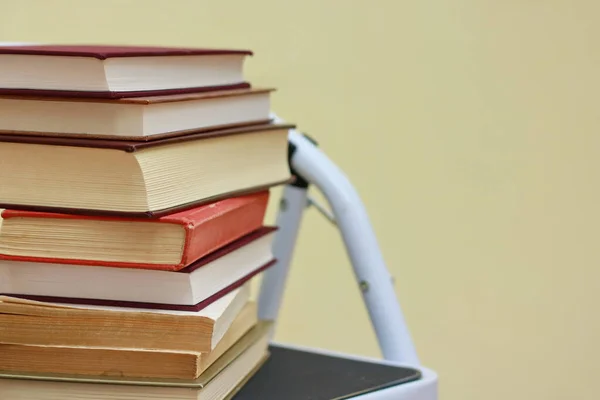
[0,44,293,399]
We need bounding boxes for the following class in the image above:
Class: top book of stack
[0,44,272,140]
[0,44,252,98]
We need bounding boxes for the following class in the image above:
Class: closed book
[0,322,273,400]
[0,191,270,270]
[0,88,273,140]
[0,227,277,309]
[0,44,253,98]
[0,283,251,353]
[0,123,292,217]
[0,301,259,380]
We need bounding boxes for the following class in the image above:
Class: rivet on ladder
[279,198,288,211]
[359,280,369,293]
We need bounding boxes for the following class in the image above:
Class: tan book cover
[0,322,273,400]
[0,302,258,379]
[0,284,251,353]
[0,321,272,387]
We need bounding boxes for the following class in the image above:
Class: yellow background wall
[2,1,599,399]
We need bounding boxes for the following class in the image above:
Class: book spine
[180,194,269,269]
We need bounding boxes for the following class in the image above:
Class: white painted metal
[258,184,308,323]
[263,113,419,366]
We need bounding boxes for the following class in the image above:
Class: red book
[0,191,270,271]
[0,44,253,98]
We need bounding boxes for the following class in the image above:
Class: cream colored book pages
[0,99,143,136]
[0,89,271,139]
[0,234,273,305]
[0,301,258,379]
[0,350,269,400]
[136,130,290,212]
[0,53,246,92]
[0,322,272,400]
[0,282,249,317]
[0,127,290,213]
[0,216,186,264]
[199,301,257,373]
[0,284,251,352]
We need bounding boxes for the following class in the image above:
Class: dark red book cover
[0,84,252,99]
[0,45,253,59]
[0,122,293,151]
[3,260,275,313]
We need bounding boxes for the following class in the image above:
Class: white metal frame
[259,113,419,365]
[258,114,437,398]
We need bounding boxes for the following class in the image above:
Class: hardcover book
[0,301,259,380]
[0,322,273,400]
[0,123,292,217]
[0,44,253,98]
[0,191,270,270]
[0,88,273,140]
[0,227,277,309]
[0,283,252,353]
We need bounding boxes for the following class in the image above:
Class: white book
[0,44,252,94]
[0,88,272,140]
[0,228,275,306]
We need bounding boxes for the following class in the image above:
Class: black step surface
[232,345,421,400]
